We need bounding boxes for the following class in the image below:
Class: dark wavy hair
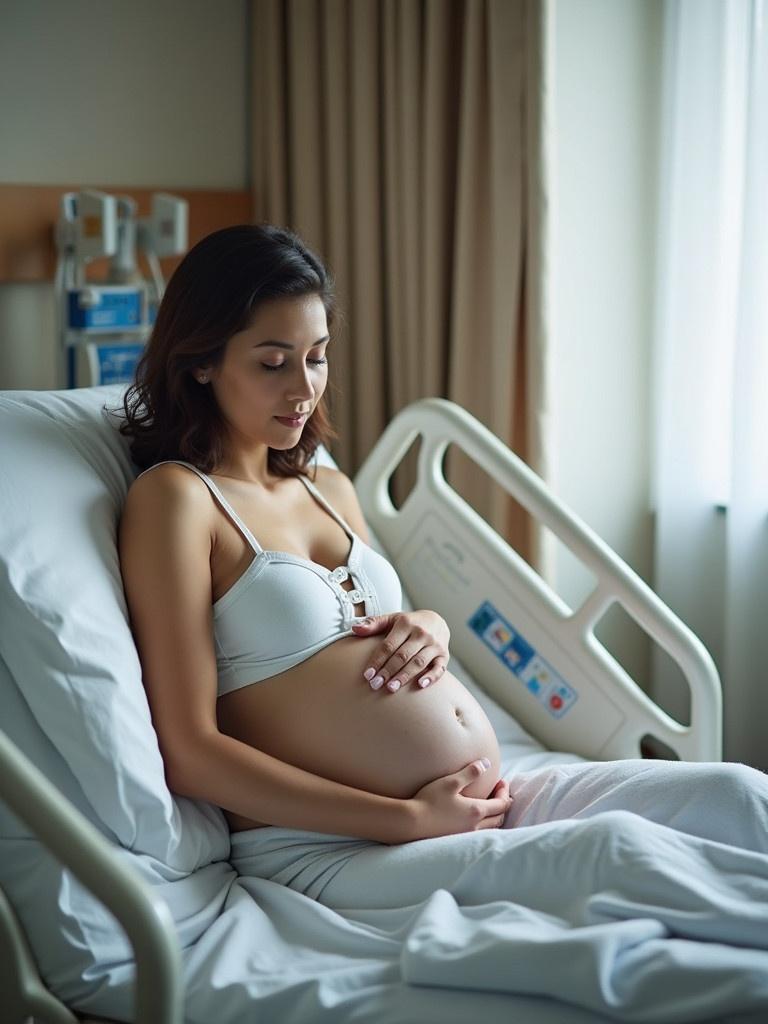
[119,223,338,475]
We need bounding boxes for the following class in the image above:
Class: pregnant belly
[216,634,501,831]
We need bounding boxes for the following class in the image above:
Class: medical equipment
[0,385,726,1024]
[54,190,188,388]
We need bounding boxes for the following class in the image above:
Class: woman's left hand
[351,611,450,692]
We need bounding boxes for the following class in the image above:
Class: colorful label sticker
[468,601,578,718]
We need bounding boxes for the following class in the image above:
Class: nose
[286,362,315,406]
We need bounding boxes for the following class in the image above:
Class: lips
[274,414,307,428]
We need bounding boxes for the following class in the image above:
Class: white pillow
[0,386,229,865]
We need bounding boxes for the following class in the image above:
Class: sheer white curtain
[652,0,768,770]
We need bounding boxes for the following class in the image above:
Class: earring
[198,374,209,384]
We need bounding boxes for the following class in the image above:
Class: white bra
[137,460,403,695]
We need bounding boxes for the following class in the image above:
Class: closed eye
[262,358,328,372]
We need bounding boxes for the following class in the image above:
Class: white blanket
[226,759,768,1023]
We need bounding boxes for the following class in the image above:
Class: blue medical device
[54,190,188,388]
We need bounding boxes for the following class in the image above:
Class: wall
[550,0,663,688]
[0,0,247,388]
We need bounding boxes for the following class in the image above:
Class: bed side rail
[354,398,722,762]
[0,728,183,1024]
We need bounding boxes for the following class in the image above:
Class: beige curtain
[251,0,551,564]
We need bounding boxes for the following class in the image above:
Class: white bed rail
[355,398,722,762]
[0,728,183,1024]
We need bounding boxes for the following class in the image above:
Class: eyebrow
[251,336,331,350]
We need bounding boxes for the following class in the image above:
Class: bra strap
[298,474,355,540]
[138,460,263,554]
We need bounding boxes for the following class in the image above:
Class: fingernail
[418,677,431,688]
[386,679,401,692]
[363,667,376,681]
[480,757,491,769]
[370,675,384,690]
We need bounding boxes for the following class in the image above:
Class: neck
[212,439,273,487]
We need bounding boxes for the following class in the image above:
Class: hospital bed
[0,384,722,1024]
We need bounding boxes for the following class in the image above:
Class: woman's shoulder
[124,462,214,519]
[311,464,354,503]
[120,463,215,569]
[311,465,369,540]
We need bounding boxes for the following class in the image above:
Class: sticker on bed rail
[468,601,578,718]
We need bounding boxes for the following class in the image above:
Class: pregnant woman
[119,222,510,842]
[119,224,768,1020]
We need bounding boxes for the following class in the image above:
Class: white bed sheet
[69,744,631,1024]
[66,665,768,1024]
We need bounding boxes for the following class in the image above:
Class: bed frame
[0,396,723,1024]
[355,398,721,764]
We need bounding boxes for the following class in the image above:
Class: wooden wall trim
[0,185,253,283]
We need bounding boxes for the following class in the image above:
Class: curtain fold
[651,0,768,770]
[446,0,524,534]
[250,0,551,559]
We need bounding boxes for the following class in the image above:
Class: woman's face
[204,294,330,451]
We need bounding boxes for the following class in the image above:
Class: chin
[270,434,304,450]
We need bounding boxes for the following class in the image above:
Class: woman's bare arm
[119,466,508,842]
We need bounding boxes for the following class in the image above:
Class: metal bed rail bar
[0,728,183,1024]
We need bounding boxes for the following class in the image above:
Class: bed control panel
[468,601,579,718]
[395,513,626,757]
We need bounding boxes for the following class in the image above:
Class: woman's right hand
[407,760,513,840]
